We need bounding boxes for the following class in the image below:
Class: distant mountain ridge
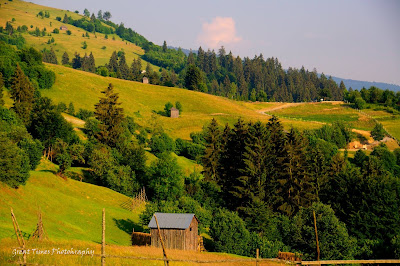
[329,76,400,92]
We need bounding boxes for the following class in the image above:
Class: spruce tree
[0,73,4,106]
[108,51,118,73]
[118,53,129,79]
[62,14,69,24]
[162,40,167,52]
[94,83,124,147]
[88,52,95,73]
[10,64,35,125]
[202,118,221,181]
[275,128,315,216]
[220,118,248,209]
[62,51,69,65]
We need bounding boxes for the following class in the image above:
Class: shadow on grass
[113,218,143,234]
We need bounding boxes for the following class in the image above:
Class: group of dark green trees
[345,85,400,112]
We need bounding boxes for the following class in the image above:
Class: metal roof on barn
[148,213,196,229]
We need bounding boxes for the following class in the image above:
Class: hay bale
[131,232,151,246]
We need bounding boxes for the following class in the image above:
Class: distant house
[148,212,198,251]
[60,25,68,30]
[142,77,149,84]
[170,107,179,118]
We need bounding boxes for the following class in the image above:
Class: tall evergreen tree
[62,51,70,65]
[220,118,248,209]
[275,128,315,216]
[118,53,129,79]
[108,51,119,73]
[162,40,167,52]
[202,118,222,182]
[0,73,4,106]
[94,83,124,147]
[10,64,35,126]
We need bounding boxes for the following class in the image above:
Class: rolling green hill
[35,64,323,139]
[0,159,143,246]
[0,0,157,69]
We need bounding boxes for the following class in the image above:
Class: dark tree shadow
[113,218,143,234]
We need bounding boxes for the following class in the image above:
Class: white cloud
[197,17,242,49]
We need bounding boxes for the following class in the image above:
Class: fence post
[313,210,320,262]
[256,248,259,266]
[154,214,169,266]
[11,208,26,265]
[102,208,105,266]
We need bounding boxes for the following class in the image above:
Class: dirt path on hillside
[256,103,301,114]
[62,114,85,128]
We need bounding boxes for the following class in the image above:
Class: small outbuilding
[148,212,198,251]
[60,25,68,30]
[142,77,149,84]
[170,107,179,118]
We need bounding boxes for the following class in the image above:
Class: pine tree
[162,40,167,52]
[0,73,4,106]
[10,64,35,125]
[72,53,81,69]
[88,52,95,73]
[238,122,271,204]
[62,51,69,65]
[67,102,75,115]
[108,51,118,73]
[94,83,124,147]
[220,118,248,209]
[83,8,90,17]
[62,14,69,24]
[202,118,222,182]
[118,53,129,79]
[275,128,315,216]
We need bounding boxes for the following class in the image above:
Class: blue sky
[30,0,400,85]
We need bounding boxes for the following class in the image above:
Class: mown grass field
[267,102,379,131]
[0,0,158,69]
[0,159,143,246]
[0,238,280,266]
[37,64,321,139]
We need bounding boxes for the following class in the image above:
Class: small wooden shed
[60,25,68,30]
[170,107,179,118]
[148,212,198,251]
[142,77,149,84]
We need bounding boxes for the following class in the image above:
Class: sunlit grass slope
[0,0,157,68]
[0,160,143,246]
[268,102,378,131]
[40,64,322,139]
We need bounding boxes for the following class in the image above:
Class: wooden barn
[142,77,149,84]
[59,25,68,30]
[170,107,179,118]
[148,212,198,251]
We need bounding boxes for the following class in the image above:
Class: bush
[210,209,251,256]
[290,202,356,260]
[76,108,94,121]
[18,138,43,170]
[150,132,175,155]
[0,133,30,187]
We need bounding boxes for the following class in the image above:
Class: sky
[30,0,400,85]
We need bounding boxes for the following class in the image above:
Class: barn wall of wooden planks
[150,218,198,250]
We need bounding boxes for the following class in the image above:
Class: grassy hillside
[37,64,322,139]
[0,159,143,246]
[0,0,157,69]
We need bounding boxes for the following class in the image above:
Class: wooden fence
[9,208,400,265]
